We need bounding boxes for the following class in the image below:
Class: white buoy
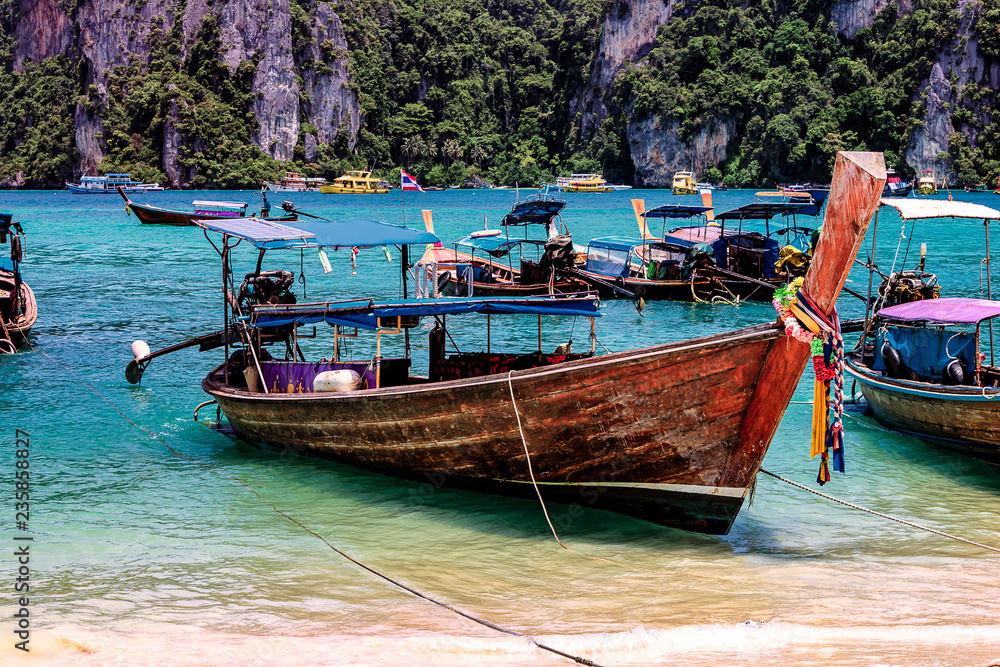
[131,340,151,361]
[313,369,363,392]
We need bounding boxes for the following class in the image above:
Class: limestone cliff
[570,0,676,141]
[578,0,991,185]
[627,117,734,187]
[11,0,359,184]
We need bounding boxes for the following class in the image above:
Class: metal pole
[987,219,994,363]
[222,237,230,385]
[863,210,880,329]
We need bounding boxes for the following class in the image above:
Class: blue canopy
[246,294,602,330]
[643,204,712,219]
[195,217,439,249]
[501,195,567,226]
[455,234,546,256]
[587,236,645,253]
[714,202,810,220]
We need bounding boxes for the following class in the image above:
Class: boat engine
[877,270,939,308]
[237,270,297,313]
[538,234,576,279]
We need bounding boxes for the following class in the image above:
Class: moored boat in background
[882,168,913,197]
[130,151,887,535]
[561,175,612,193]
[915,169,938,195]
[265,172,328,192]
[671,171,697,195]
[0,214,36,353]
[319,171,390,194]
[66,173,161,194]
[847,198,1000,465]
[118,188,297,226]
[417,194,588,297]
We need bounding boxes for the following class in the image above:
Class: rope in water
[506,371,622,568]
[25,341,603,667]
[759,468,1000,554]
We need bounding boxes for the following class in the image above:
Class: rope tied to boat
[773,277,845,484]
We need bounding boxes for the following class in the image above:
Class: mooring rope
[759,468,1000,554]
[24,341,603,667]
[506,371,621,568]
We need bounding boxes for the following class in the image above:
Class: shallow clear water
[0,187,998,666]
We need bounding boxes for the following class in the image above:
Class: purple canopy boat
[847,199,1000,465]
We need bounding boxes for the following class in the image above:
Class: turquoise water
[1,187,998,666]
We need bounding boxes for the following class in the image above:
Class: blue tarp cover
[501,197,567,226]
[874,325,977,380]
[247,294,601,330]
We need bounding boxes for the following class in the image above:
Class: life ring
[436,270,452,292]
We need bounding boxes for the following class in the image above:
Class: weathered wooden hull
[847,358,1000,465]
[204,152,886,534]
[0,272,36,353]
[126,201,297,227]
[206,323,781,533]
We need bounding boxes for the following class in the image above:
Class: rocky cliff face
[578,0,989,185]
[627,116,734,187]
[302,3,359,151]
[905,0,993,185]
[11,0,359,184]
[570,0,676,141]
[828,0,909,39]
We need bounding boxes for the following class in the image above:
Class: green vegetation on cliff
[1,0,998,188]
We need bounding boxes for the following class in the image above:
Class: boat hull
[206,323,786,534]
[130,203,297,227]
[847,359,1000,464]
[0,273,36,353]
[562,186,611,193]
[318,185,389,194]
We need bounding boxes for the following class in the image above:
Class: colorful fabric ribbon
[772,277,846,485]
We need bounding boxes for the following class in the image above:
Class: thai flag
[401,170,424,192]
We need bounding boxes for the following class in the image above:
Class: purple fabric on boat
[260,360,376,393]
[879,297,1000,325]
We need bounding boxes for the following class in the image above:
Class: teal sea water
[0,187,998,666]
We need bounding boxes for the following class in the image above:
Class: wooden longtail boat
[135,153,884,534]
[0,214,36,353]
[846,198,1000,465]
[416,195,590,298]
[119,188,297,226]
[571,197,819,303]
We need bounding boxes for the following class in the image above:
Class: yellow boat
[671,171,697,195]
[561,175,612,193]
[318,171,390,194]
[915,169,938,196]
